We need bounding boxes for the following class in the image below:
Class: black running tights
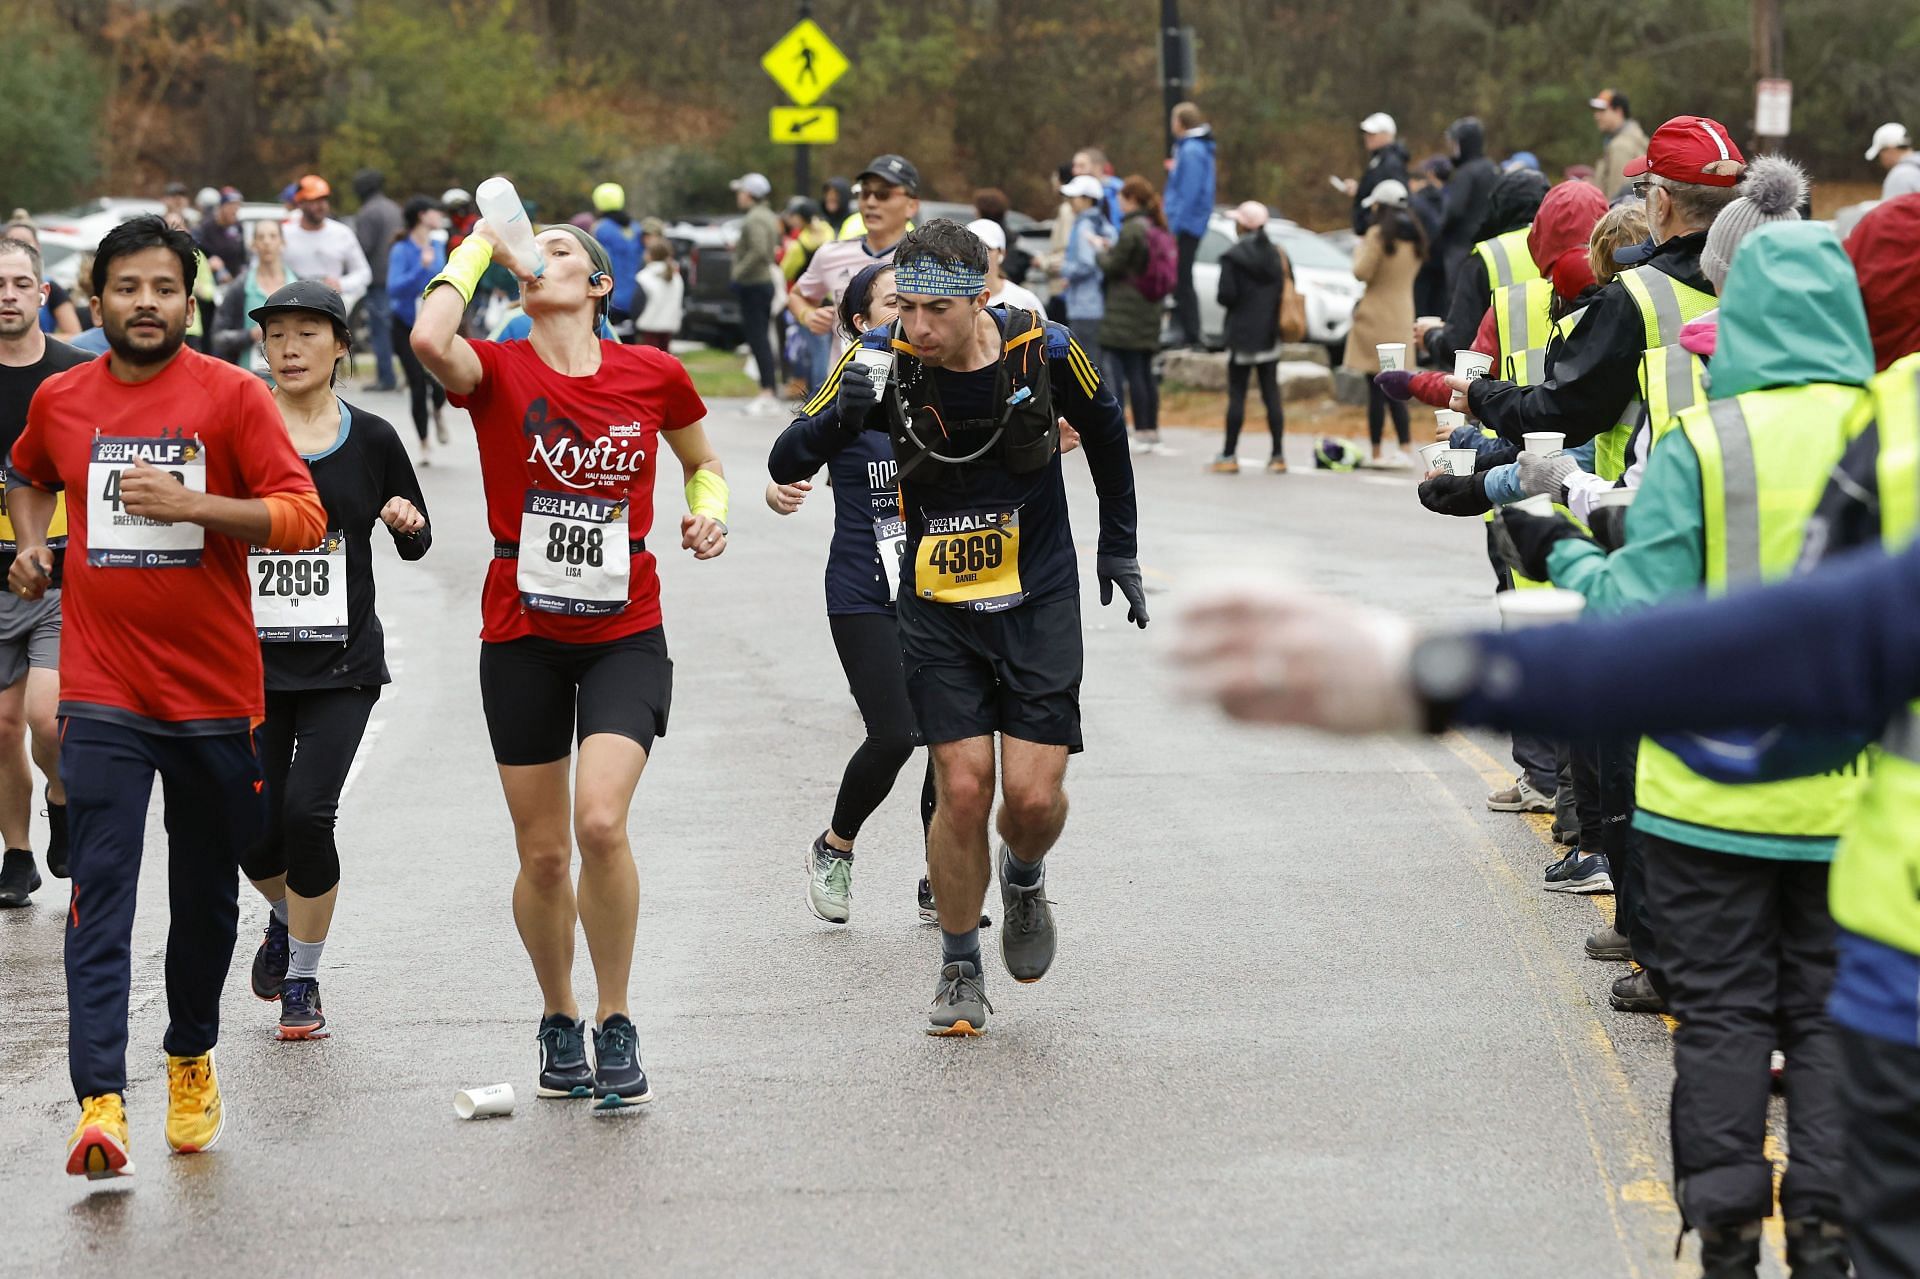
[1367,381,1410,448]
[238,686,379,897]
[828,612,934,842]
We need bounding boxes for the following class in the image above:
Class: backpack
[1134,223,1179,301]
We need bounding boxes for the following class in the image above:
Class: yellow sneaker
[66,1093,134,1179]
[165,1051,224,1154]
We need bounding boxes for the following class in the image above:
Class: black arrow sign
[787,114,822,135]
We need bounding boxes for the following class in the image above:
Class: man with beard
[5,216,326,1179]
[0,237,86,907]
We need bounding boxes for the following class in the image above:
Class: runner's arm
[1056,334,1138,559]
[199,375,327,550]
[666,420,728,560]
[377,416,432,559]
[412,231,501,396]
[769,359,863,482]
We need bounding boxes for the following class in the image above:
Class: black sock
[814,831,851,861]
[1003,848,1043,888]
[941,927,982,975]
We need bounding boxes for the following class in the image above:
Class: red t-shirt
[9,348,320,728]
[448,339,707,643]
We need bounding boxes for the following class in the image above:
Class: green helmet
[591,181,626,214]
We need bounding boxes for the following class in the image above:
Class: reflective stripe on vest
[1635,386,1874,839]
[1594,268,1716,482]
[1830,354,1920,954]
[1494,278,1554,386]
[1473,228,1541,292]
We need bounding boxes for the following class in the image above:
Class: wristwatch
[1408,634,1485,733]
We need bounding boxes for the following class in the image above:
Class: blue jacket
[1062,208,1111,322]
[387,238,445,327]
[593,214,642,314]
[1165,126,1216,238]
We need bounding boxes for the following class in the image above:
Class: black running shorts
[895,593,1083,751]
[478,628,673,766]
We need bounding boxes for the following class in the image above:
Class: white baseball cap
[1362,179,1410,209]
[1060,174,1106,201]
[1359,112,1396,137]
[1866,122,1912,161]
[730,172,773,199]
[964,218,1007,252]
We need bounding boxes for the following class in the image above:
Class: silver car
[1189,212,1362,357]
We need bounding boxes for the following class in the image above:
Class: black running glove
[1417,471,1494,517]
[1097,554,1149,628]
[1493,506,1595,582]
[836,362,878,429]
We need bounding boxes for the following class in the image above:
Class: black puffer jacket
[1351,141,1411,236]
[1216,230,1288,356]
[1438,118,1498,283]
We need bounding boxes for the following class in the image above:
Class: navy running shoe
[536,1014,593,1099]
[277,978,328,1040]
[917,875,993,928]
[591,1014,653,1110]
[1543,850,1613,894]
[250,912,289,1000]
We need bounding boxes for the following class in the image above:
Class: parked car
[1187,211,1362,358]
[31,197,165,246]
[667,217,742,347]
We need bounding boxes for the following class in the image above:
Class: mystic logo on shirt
[521,397,648,491]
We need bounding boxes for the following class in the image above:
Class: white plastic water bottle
[474,176,545,278]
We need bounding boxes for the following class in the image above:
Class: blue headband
[893,256,988,297]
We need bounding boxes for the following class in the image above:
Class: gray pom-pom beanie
[1701,155,1809,292]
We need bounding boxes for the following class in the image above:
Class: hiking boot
[1584,926,1632,962]
[1782,1217,1849,1278]
[1610,968,1667,1014]
[1696,1221,1762,1279]
[1486,776,1553,813]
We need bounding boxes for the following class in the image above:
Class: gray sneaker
[805,834,851,924]
[926,961,991,1036]
[997,845,1056,983]
[1486,775,1554,813]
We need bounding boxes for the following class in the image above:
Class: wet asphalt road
[0,388,1746,1275]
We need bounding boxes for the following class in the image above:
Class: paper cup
[1434,409,1465,431]
[850,346,893,392]
[1522,432,1566,457]
[1442,448,1478,477]
[1416,315,1443,329]
[454,1083,515,1120]
[1375,343,1407,373]
[1455,350,1493,381]
[1416,441,1448,472]
[1590,488,1636,510]
[1497,588,1586,629]
[1509,493,1554,516]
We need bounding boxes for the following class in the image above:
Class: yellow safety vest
[1472,228,1539,292]
[1493,278,1554,386]
[1636,385,1873,840]
[1830,352,1920,952]
[1590,266,1714,481]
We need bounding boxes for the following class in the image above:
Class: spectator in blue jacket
[1164,101,1216,348]
[590,181,642,339]
[1059,174,1113,366]
[387,196,448,464]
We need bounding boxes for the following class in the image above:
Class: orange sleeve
[261,490,327,552]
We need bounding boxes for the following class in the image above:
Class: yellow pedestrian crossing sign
[772,106,840,146]
[761,19,847,107]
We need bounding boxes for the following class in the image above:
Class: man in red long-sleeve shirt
[3,217,326,1180]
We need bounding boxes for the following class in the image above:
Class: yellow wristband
[425,237,494,306]
[685,469,730,524]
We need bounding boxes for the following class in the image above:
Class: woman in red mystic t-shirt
[412,216,729,1109]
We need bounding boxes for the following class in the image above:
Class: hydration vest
[882,308,1060,489]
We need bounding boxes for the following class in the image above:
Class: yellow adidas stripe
[1065,339,1100,396]
[803,345,860,417]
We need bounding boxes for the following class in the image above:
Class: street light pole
[1750,0,1785,151]
[1160,0,1184,158]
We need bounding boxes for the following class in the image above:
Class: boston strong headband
[892,254,988,298]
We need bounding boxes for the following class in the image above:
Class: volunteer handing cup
[1510,493,1554,516]
[454,1083,515,1120]
[1522,432,1566,457]
[1497,588,1586,629]
[1441,448,1478,477]
[1376,343,1407,373]
[1455,350,1493,381]
[1591,489,1636,510]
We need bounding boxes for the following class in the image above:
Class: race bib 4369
[913,507,1023,613]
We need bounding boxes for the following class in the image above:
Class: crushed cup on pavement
[454,1083,515,1120]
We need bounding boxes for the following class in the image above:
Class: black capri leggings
[1107,347,1159,435]
[392,317,447,442]
[829,612,935,841]
[238,686,380,898]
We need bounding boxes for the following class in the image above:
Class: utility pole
[795,0,813,200]
[1160,0,1185,158]
[1750,0,1786,152]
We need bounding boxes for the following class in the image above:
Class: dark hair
[1371,204,1429,259]
[972,188,1010,223]
[1118,175,1166,230]
[891,219,989,281]
[401,195,443,233]
[838,262,894,338]
[1055,163,1074,187]
[1605,92,1630,118]
[91,215,197,297]
[0,232,42,282]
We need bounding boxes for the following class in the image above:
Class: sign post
[762,9,848,201]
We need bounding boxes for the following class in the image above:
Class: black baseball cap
[857,154,920,195]
[249,280,351,339]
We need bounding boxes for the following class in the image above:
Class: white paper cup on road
[1591,488,1637,511]
[1455,350,1493,381]
[1416,441,1448,472]
[1509,493,1554,516]
[1498,588,1586,629]
[454,1083,515,1120]
[1442,448,1478,477]
[1522,431,1566,457]
[850,346,894,393]
[1376,343,1407,373]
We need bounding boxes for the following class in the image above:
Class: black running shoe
[0,848,40,907]
[277,978,328,1040]
[917,875,993,928]
[44,790,68,878]
[591,1014,653,1110]
[535,1014,593,1099]
[250,912,289,1000]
